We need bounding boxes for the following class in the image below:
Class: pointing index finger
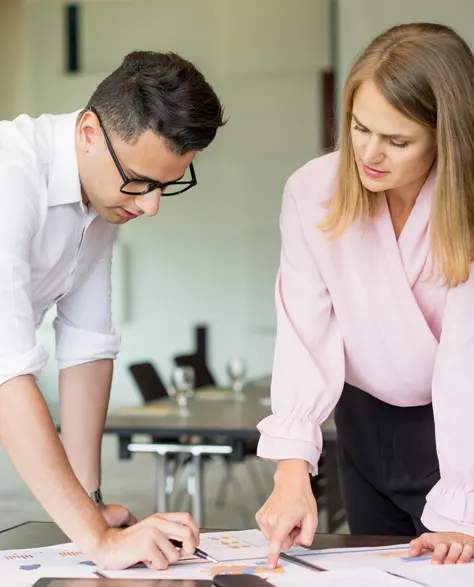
[267,538,283,569]
[267,522,296,569]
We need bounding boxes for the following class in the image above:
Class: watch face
[88,489,103,505]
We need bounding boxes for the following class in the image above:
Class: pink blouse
[257,151,474,534]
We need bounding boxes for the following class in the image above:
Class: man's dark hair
[87,51,225,153]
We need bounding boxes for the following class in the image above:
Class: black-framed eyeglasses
[87,105,197,197]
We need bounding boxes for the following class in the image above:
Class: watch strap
[88,488,103,506]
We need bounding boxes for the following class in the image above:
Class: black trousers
[335,383,440,537]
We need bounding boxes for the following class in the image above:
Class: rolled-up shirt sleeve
[0,166,49,386]
[54,228,121,370]
[422,269,474,535]
[257,180,345,475]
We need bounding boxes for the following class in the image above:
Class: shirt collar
[47,111,83,208]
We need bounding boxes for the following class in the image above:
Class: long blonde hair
[321,23,474,287]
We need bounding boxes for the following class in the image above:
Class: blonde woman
[256,22,474,566]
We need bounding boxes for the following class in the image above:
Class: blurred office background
[1,0,473,532]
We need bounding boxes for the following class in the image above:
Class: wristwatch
[88,488,104,506]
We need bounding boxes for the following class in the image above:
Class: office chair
[129,361,169,403]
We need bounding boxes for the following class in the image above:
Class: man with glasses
[0,51,224,570]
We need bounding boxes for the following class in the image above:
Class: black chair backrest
[128,362,169,403]
[174,353,217,388]
[195,325,208,357]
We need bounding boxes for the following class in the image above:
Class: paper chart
[295,543,474,573]
[198,529,310,562]
[99,556,316,585]
[0,543,97,573]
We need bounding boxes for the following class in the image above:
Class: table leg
[118,435,132,460]
[190,454,204,527]
[155,454,168,513]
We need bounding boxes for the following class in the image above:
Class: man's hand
[98,503,137,527]
[410,532,474,564]
[255,460,317,569]
[95,512,200,570]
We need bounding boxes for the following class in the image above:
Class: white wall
[14,0,331,406]
[0,0,30,119]
[338,0,474,93]
[10,1,474,408]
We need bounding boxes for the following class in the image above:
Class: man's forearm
[59,359,113,493]
[0,375,108,551]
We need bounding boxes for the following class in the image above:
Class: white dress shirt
[0,111,121,387]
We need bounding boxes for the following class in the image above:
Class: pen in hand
[170,539,218,563]
[118,526,217,565]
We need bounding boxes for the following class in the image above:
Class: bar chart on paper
[0,544,96,571]
[0,544,98,587]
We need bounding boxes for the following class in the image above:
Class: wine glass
[168,366,195,415]
[226,357,247,402]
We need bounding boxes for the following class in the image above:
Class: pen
[170,538,218,563]
[278,552,326,572]
[118,526,218,565]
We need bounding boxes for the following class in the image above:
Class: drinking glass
[169,366,195,415]
[226,357,247,402]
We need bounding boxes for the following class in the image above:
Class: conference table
[105,381,337,444]
[104,381,339,529]
[0,522,411,586]
[0,519,407,552]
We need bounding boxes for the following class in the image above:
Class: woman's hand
[255,459,317,569]
[410,532,474,564]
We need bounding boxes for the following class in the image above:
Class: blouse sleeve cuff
[422,480,474,536]
[257,414,322,475]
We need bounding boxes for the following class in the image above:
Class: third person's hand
[410,532,474,564]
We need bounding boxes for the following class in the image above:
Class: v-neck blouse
[257,151,474,534]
